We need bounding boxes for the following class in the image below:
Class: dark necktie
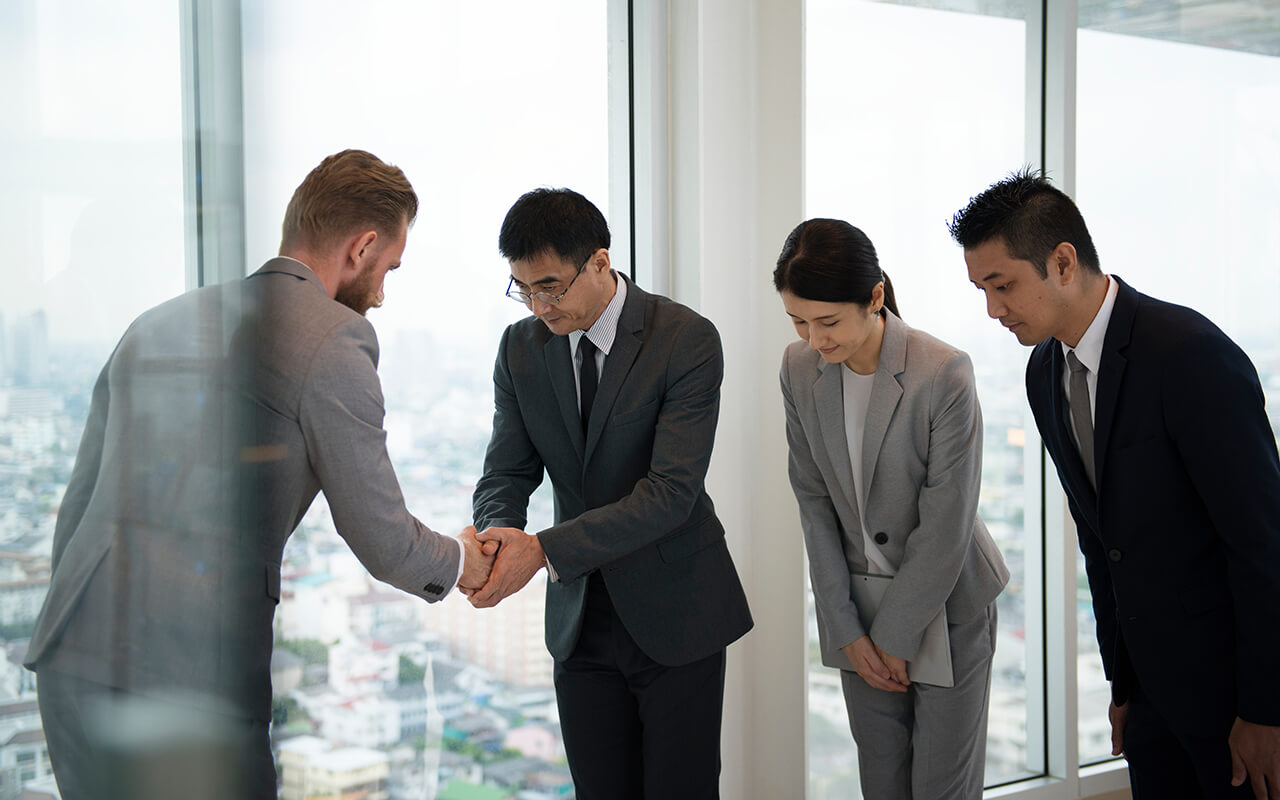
[1066,350,1096,488]
[578,336,598,433]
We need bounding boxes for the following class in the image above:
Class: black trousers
[1124,677,1253,800]
[554,572,726,800]
[37,667,276,800]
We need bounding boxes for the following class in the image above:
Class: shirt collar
[569,272,627,357]
[1060,274,1118,373]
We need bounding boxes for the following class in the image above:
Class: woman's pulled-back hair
[773,218,899,318]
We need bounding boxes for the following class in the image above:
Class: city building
[278,736,390,800]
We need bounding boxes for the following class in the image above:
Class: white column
[663,1,807,796]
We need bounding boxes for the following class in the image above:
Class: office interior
[1,1,1277,798]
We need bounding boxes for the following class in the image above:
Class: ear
[344,230,380,275]
[1049,242,1080,286]
[589,248,611,275]
[869,281,885,315]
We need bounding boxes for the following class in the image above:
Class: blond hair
[280,149,418,252]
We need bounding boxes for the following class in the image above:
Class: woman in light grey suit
[775,219,1009,799]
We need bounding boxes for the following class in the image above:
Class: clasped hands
[843,635,910,693]
[457,525,545,608]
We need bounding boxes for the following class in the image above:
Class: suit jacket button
[424,582,445,595]
[873,532,889,546]
[1107,549,1123,563]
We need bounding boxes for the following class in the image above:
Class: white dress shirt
[1060,275,1118,450]
[569,272,627,407]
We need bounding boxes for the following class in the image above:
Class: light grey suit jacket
[473,276,752,665]
[780,311,1008,671]
[25,258,460,721]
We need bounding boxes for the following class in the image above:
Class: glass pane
[241,1,610,796]
[804,1,1034,794]
[0,2,186,796]
[1076,0,1280,765]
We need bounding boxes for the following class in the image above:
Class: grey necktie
[1066,350,1096,488]
[578,336,598,433]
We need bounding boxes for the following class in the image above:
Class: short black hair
[948,167,1101,278]
[498,188,610,267]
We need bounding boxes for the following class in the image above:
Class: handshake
[456,525,544,608]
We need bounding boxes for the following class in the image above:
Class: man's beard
[335,266,383,316]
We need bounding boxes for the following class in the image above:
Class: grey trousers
[840,602,997,800]
[37,668,276,800]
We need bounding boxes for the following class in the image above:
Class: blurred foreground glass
[241,2,609,797]
[0,1,185,795]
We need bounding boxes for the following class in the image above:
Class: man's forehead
[509,253,577,285]
[966,240,1027,282]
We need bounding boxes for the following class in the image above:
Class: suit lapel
[813,361,859,511]
[1093,278,1135,490]
[861,312,905,510]
[543,333,585,457]
[583,279,645,463]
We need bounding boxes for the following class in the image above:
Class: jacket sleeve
[472,325,546,531]
[534,315,722,582]
[871,351,983,661]
[1165,331,1280,725]
[50,353,115,572]
[780,351,866,658]
[298,317,462,601]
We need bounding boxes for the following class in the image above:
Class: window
[0,8,184,796]
[1075,0,1280,765]
[804,1,1035,793]
[240,1,616,796]
[3,2,621,797]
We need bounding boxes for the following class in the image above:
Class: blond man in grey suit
[25,150,495,800]
[775,219,1008,799]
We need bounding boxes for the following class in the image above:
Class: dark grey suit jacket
[473,276,753,665]
[25,258,460,721]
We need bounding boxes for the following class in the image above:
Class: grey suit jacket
[780,311,1008,671]
[473,276,753,665]
[25,258,460,721]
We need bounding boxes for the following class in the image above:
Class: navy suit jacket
[1026,276,1280,734]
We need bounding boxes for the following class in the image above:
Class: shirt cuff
[545,555,559,583]
[449,536,465,594]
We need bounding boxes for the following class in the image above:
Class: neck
[580,271,619,332]
[1059,272,1109,349]
[843,313,885,375]
[280,247,341,299]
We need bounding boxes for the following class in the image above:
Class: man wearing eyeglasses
[468,188,753,799]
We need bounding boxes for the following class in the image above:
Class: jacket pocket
[265,563,282,602]
[658,520,724,563]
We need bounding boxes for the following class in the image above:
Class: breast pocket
[609,398,660,428]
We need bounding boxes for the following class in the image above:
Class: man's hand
[1229,716,1280,799]
[468,527,545,608]
[1109,700,1128,757]
[457,525,499,595]
[842,636,907,693]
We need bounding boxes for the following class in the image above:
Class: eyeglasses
[505,257,589,307]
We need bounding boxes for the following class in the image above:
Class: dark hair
[773,219,900,318]
[498,188,610,267]
[948,167,1101,277]
[280,149,418,252]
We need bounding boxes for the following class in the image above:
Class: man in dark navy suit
[951,170,1280,799]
